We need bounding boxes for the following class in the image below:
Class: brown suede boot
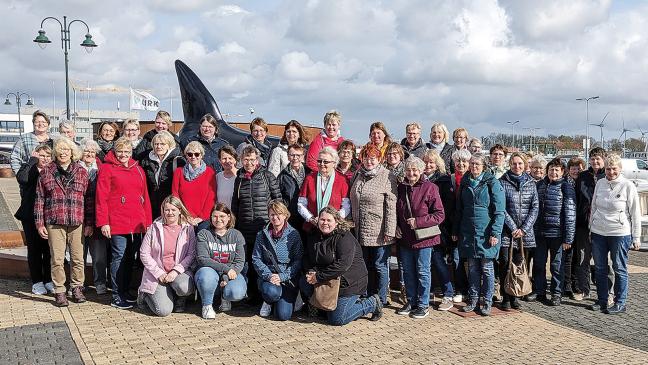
[55,292,69,307]
[71,287,86,303]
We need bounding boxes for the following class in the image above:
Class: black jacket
[14,157,40,222]
[400,138,427,159]
[231,167,282,243]
[133,129,181,161]
[140,148,185,219]
[181,134,230,173]
[304,230,368,298]
[426,142,456,173]
[428,171,455,237]
[535,177,576,244]
[575,167,605,228]
[277,165,310,230]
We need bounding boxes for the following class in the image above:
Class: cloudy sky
[1,0,647,142]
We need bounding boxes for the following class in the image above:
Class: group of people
[10,109,642,327]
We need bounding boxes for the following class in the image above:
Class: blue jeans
[362,245,391,305]
[533,237,565,296]
[450,244,468,295]
[86,236,108,286]
[591,233,631,307]
[110,234,141,302]
[328,295,376,326]
[467,258,495,305]
[195,267,247,306]
[258,279,298,321]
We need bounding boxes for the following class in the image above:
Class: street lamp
[33,16,98,121]
[507,120,520,150]
[4,92,34,136]
[576,96,599,160]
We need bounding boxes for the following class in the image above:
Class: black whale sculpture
[174,59,281,147]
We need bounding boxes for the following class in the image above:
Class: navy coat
[535,177,576,244]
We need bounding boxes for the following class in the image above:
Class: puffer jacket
[278,165,310,230]
[140,148,184,219]
[499,171,539,248]
[350,165,398,247]
[400,138,427,159]
[453,171,505,259]
[231,167,282,243]
[535,177,576,244]
[181,133,229,173]
[575,167,606,228]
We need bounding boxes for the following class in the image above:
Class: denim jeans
[195,267,248,306]
[591,233,632,307]
[327,295,376,326]
[362,245,391,305]
[467,258,495,305]
[533,237,564,296]
[86,235,108,287]
[449,244,467,295]
[110,234,141,302]
[258,279,299,321]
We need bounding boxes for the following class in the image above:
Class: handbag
[405,185,441,240]
[504,237,532,297]
[310,277,341,311]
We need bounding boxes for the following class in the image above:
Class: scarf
[469,172,484,187]
[183,161,207,182]
[246,135,272,163]
[387,162,405,183]
[428,141,445,154]
[316,172,336,213]
[506,170,524,189]
[244,165,260,180]
[80,159,98,182]
[288,164,306,187]
[360,165,380,178]
[97,138,114,153]
[55,163,74,187]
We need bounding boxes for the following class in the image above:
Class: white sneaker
[294,293,304,312]
[259,302,272,317]
[452,294,463,303]
[95,284,107,295]
[44,282,54,294]
[31,282,47,295]
[202,305,216,319]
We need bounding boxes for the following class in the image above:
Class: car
[621,158,648,181]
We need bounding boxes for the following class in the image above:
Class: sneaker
[259,302,272,317]
[71,286,86,303]
[396,303,412,315]
[54,292,69,307]
[438,297,453,311]
[123,294,138,304]
[480,302,492,316]
[219,298,232,312]
[461,299,477,313]
[173,297,186,313]
[293,293,304,312]
[452,294,463,303]
[411,307,429,319]
[111,298,133,310]
[549,295,561,306]
[510,297,521,310]
[44,282,55,294]
[500,300,511,311]
[589,302,607,312]
[605,303,626,314]
[525,293,537,302]
[95,284,107,295]
[202,305,216,319]
[370,294,383,321]
[32,282,47,295]
[572,292,587,301]
[607,294,615,307]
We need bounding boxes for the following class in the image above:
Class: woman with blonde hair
[141,131,184,219]
[426,122,454,172]
[306,110,345,171]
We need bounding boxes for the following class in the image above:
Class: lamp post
[33,16,98,121]
[507,120,520,150]
[4,92,34,136]
[576,96,599,161]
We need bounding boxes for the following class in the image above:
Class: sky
[1,0,647,143]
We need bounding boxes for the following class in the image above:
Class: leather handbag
[310,277,341,311]
[405,186,441,240]
[504,237,532,297]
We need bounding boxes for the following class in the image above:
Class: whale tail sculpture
[174,59,281,147]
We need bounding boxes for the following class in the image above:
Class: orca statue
[174,59,281,147]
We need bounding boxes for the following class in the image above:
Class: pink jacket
[138,220,196,295]
[306,132,345,171]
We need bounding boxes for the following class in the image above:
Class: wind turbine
[619,118,633,157]
[589,111,609,148]
[638,127,648,153]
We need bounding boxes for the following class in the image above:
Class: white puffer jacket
[589,175,641,239]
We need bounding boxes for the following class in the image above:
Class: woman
[534,158,576,306]
[195,203,247,319]
[95,121,120,161]
[215,145,239,208]
[396,157,449,318]
[122,119,142,148]
[589,154,642,314]
[401,122,427,159]
[567,157,585,187]
[15,144,53,295]
[302,207,383,325]
[453,153,505,316]
[306,110,345,171]
[252,200,303,320]
[268,120,308,177]
[468,138,482,154]
[368,121,392,160]
[134,110,179,160]
[138,196,196,316]
[385,142,405,184]
[278,144,309,231]
[11,110,52,175]
[336,140,359,181]
[489,144,508,179]
[171,141,216,229]
[96,137,153,309]
[563,156,585,296]
[35,137,89,307]
[236,117,274,168]
[529,155,547,182]
[299,147,351,232]
[231,145,282,303]
[425,123,455,173]
[450,149,471,197]
[141,131,184,219]
[498,152,539,310]
[182,113,230,173]
[350,144,397,306]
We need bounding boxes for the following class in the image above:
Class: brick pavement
[2,278,648,364]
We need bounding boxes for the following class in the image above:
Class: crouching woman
[138,196,196,316]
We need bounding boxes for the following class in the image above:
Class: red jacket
[171,166,216,221]
[95,152,152,234]
[305,132,345,171]
[34,162,89,229]
[299,171,349,230]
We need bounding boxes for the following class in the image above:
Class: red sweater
[171,166,216,221]
[299,171,349,229]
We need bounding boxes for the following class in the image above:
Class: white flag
[130,88,160,111]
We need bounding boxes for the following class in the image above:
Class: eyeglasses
[124,128,139,132]
[317,159,334,165]
[288,154,303,158]
[491,152,504,156]
[83,150,96,155]
[186,152,201,158]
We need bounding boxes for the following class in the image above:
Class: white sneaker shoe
[294,293,304,312]
[32,282,47,295]
[259,302,272,317]
[44,282,55,294]
[452,294,463,303]
[95,284,107,295]
[202,305,216,319]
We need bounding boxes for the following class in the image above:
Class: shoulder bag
[309,239,341,311]
[405,185,441,240]
[504,237,532,297]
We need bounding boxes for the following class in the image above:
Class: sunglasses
[317,159,333,165]
[186,152,201,158]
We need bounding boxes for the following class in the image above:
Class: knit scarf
[387,161,405,183]
[97,138,114,154]
[469,172,484,187]
[506,170,524,189]
[360,165,379,178]
[316,172,336,213]
[288,164,306,187]
[428,141,445,154]
[183,161,206,182]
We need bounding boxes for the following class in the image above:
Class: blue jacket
[499,171,539,248]
[453,171,505,259]
[535,177,576,244]
[252,223,303,283]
